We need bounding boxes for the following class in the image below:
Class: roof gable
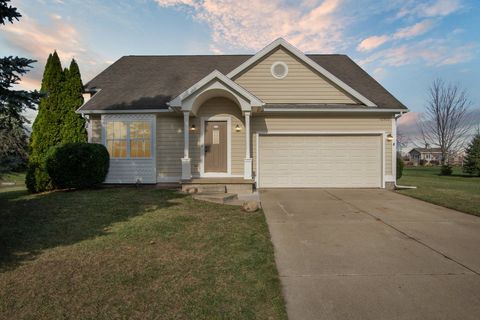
[234,47,358,104]
[228,38,376,107]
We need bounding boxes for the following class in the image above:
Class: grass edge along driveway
[0,185,287,320]
[397,166,480,217]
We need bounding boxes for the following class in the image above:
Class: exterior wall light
[190,124,196,131]
[235,125,241,132]
[386,134,394,142]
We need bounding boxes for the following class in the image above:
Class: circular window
[271,61,288,79]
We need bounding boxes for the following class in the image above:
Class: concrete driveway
[260,189,480,320]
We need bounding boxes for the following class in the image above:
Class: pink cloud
[357,35,390,52]
[393,20,435,40]
[2,14,110,91]
[155,0,346,53]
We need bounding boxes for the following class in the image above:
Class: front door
[204,121,227,173]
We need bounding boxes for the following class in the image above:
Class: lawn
[0,180,286,319]
[397,166,480,216]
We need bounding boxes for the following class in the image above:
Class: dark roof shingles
[80,54,407,111]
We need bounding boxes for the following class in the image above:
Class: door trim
[256,131,386,188]
[200,116,232,177]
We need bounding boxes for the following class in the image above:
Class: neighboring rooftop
[79,54,408,112]
[410,148,443,153]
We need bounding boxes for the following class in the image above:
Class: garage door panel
[258,135,382,188]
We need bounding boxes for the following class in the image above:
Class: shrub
[26,157,53,193]
[419,159,426,166]
[46,143,109,189]
[396,156,404,180]
[440,164,452,176]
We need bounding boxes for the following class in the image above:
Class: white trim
[100,114,156,184]
[157,176,181,183]
[256,131,386,188]
[86,115,92,143]
[77,109,172,114]
[199,116,232,177]
[169,70,263,109]
[101,114,156,160]
[271,61,288,79]
[227,38,377,107]
[392,117,397,183]
[261,108,407,113]
[382,133,386,188]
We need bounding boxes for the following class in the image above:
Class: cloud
[155,0,347,52]
[357,19,435,52]
[397,0,462,18]
[359,36,476,67]
[2,13,109,91]
[357,35,390,52]
[393,19,435,39]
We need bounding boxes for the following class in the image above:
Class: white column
[181,111,192,180]
[244,111,252,180]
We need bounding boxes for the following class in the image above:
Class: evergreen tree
[60,59,87,143]
[26,52,65,192]
[463,132,480,176]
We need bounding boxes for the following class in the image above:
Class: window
[271,61,288,79]
[105,120,152,158]
[130,121,151,158]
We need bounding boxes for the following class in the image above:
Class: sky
[1,0,479,143]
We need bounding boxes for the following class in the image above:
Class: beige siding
[90,114,102,143]
[156,116,183,180]
[195,97,245,176]
[251,115,393,177]
[235,48,357,104]
[155,97,245,180]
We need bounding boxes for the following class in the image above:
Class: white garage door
[258,135,382,188]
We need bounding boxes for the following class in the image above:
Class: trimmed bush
[440,164,452,176]
[46,143,109,189]
[396,156,404,180]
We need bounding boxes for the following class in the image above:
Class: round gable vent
[271,61,288,79]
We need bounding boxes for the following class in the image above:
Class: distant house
[408,148,442,165]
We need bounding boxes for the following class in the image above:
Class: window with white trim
[105,120,152,159]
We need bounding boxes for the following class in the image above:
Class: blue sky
[1,0,479,128]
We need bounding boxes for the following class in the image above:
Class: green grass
[0,182,286,319]
[397,166,480,216]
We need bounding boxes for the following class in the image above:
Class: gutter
[394,110,416,189]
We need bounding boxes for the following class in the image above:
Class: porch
[181,177,255,194]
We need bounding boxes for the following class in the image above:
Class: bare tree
[418,79,471,166]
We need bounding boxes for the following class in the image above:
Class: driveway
[260,189,480,320]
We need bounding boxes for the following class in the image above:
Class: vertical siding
[234,48,357,104]
[251,115,393,177]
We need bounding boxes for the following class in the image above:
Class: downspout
[393,111,417,190]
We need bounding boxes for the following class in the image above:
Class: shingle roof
[79,54,407,112]
[409,148,443,153]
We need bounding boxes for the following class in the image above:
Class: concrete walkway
[260,189,480,320]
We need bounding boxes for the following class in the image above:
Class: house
[408,148,443,165]
[76,38,408,190]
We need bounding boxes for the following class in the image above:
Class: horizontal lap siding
[156,97,245,180]
[196,98,245,176]
[251,115,393,177]
[235,48,357,104]
[157,116,183,180]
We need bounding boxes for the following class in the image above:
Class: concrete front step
[192,193,238,204]
[182,183,253,194]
